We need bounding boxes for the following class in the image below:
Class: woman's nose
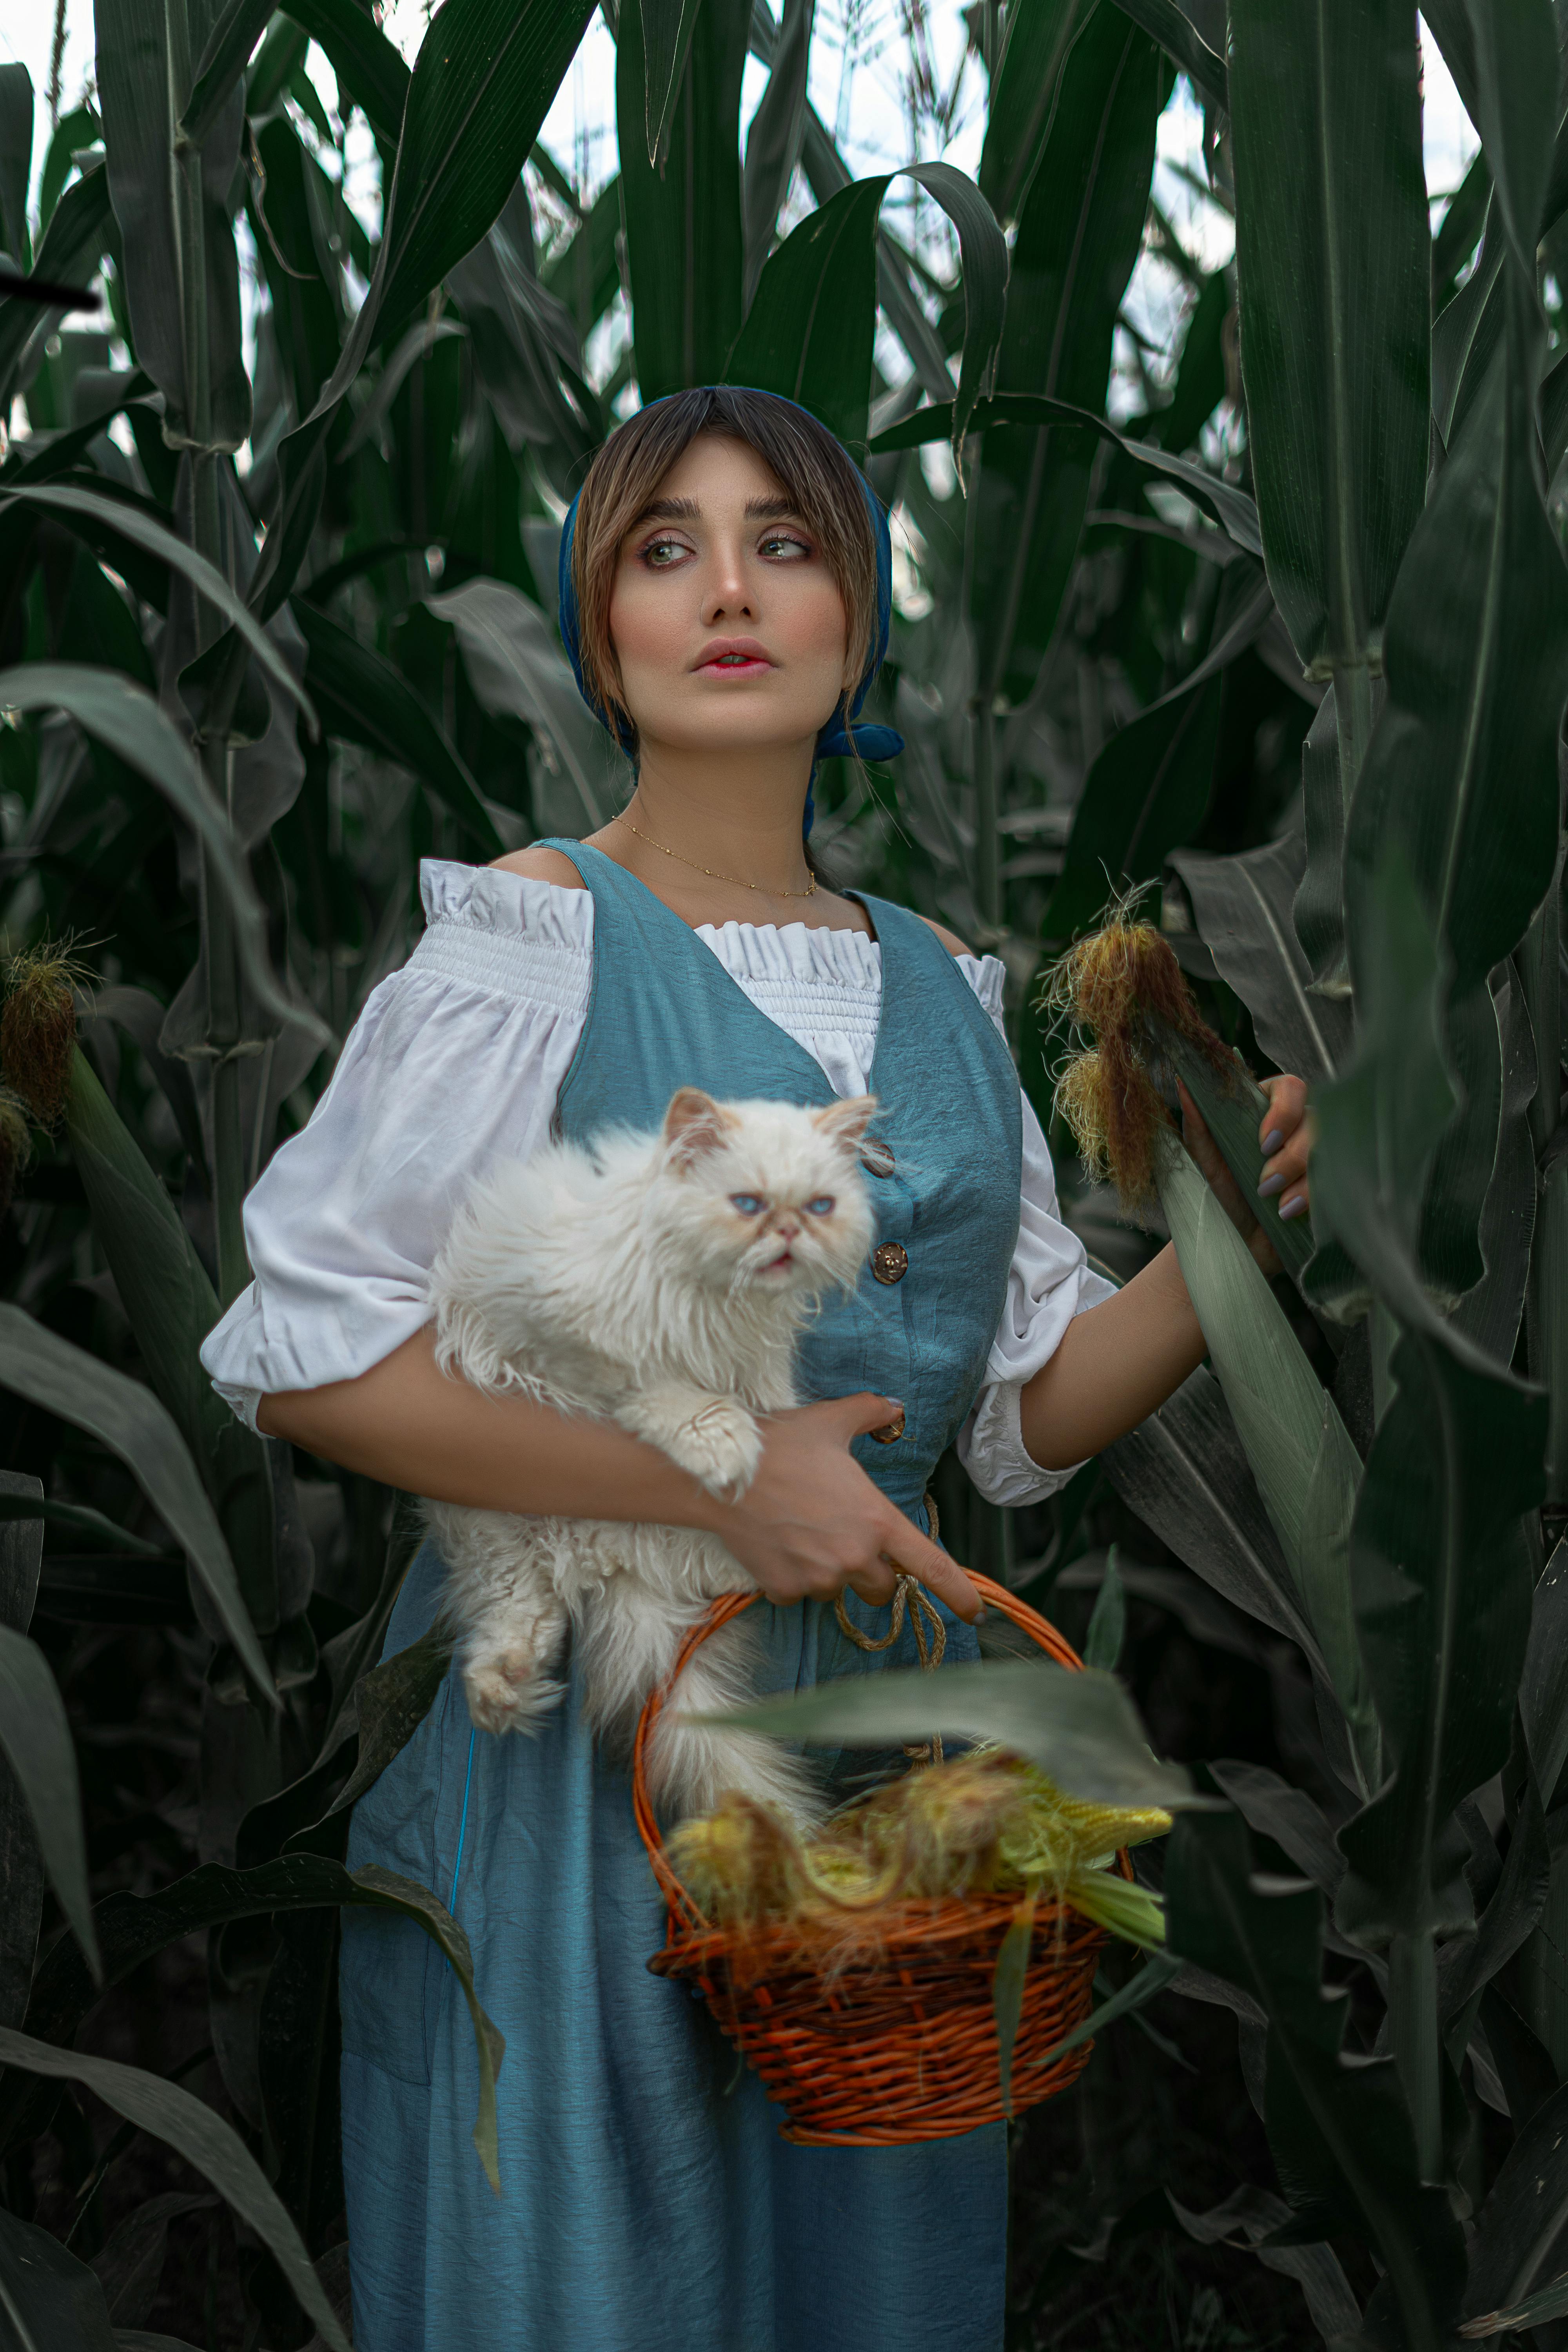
[702,548,755,621]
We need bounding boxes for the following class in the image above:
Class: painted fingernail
[1257,1171,1286,1197]
[884,1397,904,1410]
[1261,1129,1284,1154]
[1279,1194,1308,1221]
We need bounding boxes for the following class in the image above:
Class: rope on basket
[832,1494,949,1765]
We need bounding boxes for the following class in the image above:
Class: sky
[2,0,1480,414]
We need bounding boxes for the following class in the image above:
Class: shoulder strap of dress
[532,838,646,900]
[850,889,962,973]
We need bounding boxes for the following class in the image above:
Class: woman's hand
[1176,1072,1313,1276]
[704,1394,983,1624]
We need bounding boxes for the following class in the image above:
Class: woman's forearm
[1018,1243,1205,1471]
[257,1325,721,1528]
[255,1327,976,1615]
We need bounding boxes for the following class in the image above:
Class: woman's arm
[258,1328,982,1621]
[1019,1073,1314,1471]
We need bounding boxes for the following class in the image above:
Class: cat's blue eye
[729,1193,766,1216]
[804,1196,835,1216]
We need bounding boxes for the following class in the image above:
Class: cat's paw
[463,1632,567,1735]
[668,1397,764,1499]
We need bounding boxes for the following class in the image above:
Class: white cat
[422,1085,878,1825]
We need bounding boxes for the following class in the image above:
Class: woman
[201,387,1310,2352]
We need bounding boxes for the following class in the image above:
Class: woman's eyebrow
[632,495,701,524]
[744,495,800,519]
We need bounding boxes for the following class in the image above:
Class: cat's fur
[423,1085,878,1824]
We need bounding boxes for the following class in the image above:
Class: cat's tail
[648,1612,824,1833]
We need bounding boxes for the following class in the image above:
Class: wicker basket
[633,1573,1127,2147]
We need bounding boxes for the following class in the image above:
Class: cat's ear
[812,1093,878,1149]
[664,1087,729,1165]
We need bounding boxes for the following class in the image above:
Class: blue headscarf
[556,390,904,838]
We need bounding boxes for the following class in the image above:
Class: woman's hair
[567,388,879,755]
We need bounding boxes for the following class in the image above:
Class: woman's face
[605,434,852,759]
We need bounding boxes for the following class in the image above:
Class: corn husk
[668,1749,1172,1955]
[1041,911,1378,1799]
[1155,1130,1377,1792]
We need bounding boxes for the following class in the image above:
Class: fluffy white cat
[422,1085,878,1824]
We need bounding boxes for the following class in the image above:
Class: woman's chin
[631,708,838,762]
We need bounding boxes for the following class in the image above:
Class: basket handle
[631,1574,1098,1929]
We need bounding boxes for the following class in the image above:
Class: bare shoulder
[918,914,975,959]
[489,845,586,889]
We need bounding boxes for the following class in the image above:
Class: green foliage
[0,0,1566,2338]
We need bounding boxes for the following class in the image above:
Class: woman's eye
[759,533,810,561]
[729,1193,766,1216]
[804,1196,835,1216]
[641,537,690,568]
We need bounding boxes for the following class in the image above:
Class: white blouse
[200,860,1116,1503]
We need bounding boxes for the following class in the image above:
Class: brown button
[861,1137,896,1178]
[871,1241,908,1285]
[869,1406,906,1445]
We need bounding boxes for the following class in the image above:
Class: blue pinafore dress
[339,846,1024,2352]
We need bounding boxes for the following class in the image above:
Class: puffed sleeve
[951,959,1118,1506]
[198,860,594,1432]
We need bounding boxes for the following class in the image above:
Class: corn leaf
[1311,861,1546,1956]
[1082,1550,1126,1673]
[0,166,113,399]
[0,1630,99,1984]
[430,576,626,831]
[181,0,278,149]
[618,0,748,399]
[0,65,31,276]
[64,1049,279,1640]
[1166,1811,1466,2341]
[0,1307,275,1710]
[1340,104,1568,1305]
[3,1857,503,2194]
[256,0,596,614]
[0,2205,117,2350]
[871,393,1263,559]
[1107,0,1225,111]
[639,0,705,169]
[967,11,1165,706]
[1459,2081,1568,2335]
[0,496,312,728]
[691,1657,1201,1812]
[0,666,325,1053]
[94,0,250,452]
[286,0,411,143]
[292,600,502,857]
[728,162,1007,458]
[976,0,1090,229]
[1101,1367,1323,1666]
[1029,1950,1184,2079]
[1226,0,1428,678]
[66,1053,228,1469]
[741,0,813,301]
[1169,833,1354,1087]
[993,1888,1035,2117]
[0,2027,348,2350]
[1169,2185,1364,2345]
[1520,1541,1568,1811]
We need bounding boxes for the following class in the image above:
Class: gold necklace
[615,813,817,899]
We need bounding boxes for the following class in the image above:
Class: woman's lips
[694,654,774,679]
[693,638,773,678]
